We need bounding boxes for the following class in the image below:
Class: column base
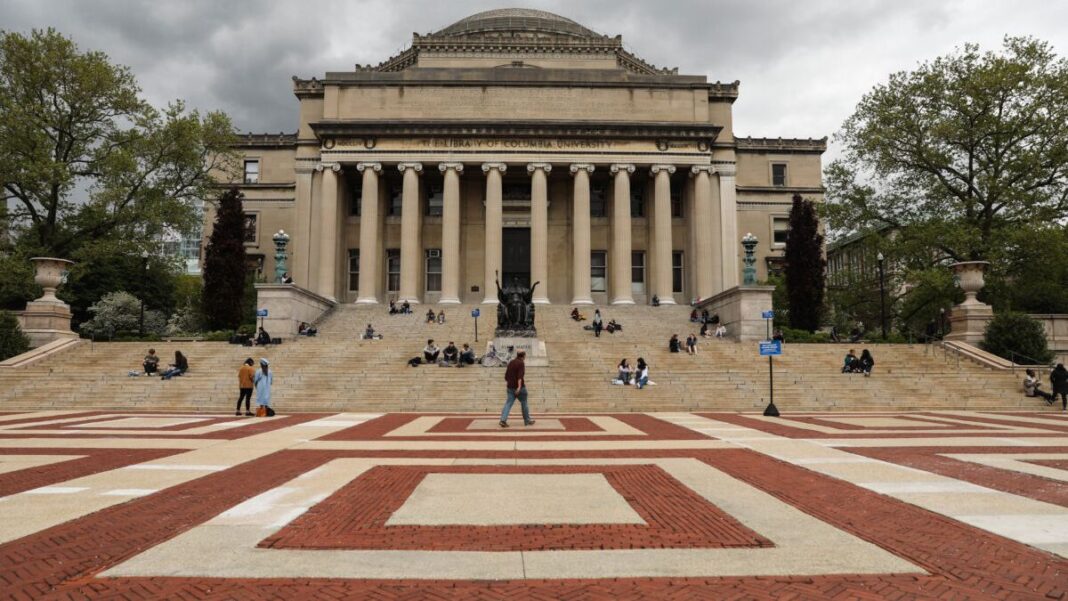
[399,297,420,304]
[571,298,594,305]
[533,297,550,305]
[612,298,635,305]
[439,297,461,304]
[354,297,379,305]
[657,298,677,305]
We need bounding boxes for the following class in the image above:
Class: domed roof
[434,8,600,39]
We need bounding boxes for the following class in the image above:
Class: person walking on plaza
[499,350,534,427]
[254,358,275,417]
[592,309,603,337]
[1051,363,1068,410]
[236,358,255,416]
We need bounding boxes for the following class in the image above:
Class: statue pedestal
[19,301,77,348]
[945,303,994,345]
[495,336,549,367]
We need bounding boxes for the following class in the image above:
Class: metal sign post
[471,308,480,342]
[759,339,782,417]
[256,308,268,330]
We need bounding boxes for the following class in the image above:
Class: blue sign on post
[761,310,774,319]
[471,308,480,318]
[256,309,269,318]
[759,340,782,356]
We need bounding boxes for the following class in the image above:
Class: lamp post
[939,307,946,339]
[139,250,149,336]
[877,252,887,340]
[272,229,291,283]
[741,233,759,285]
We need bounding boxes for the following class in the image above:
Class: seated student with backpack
[1024,368,1055,405]
[842,349,858,373]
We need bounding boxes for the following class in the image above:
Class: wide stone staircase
[0,303,1031,413]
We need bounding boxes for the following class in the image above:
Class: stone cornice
[234,132,298,148]
[737,186,826,194]
[309,120,721,143]
[312,68,711,89]
[736,136,828,154]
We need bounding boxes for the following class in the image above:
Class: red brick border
[0,447,183,497]
[0,412,324,440]
[427,416,603,433]
[699,412,1067,439]
[262,463,770,552]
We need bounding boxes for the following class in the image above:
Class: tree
[0,310,30,361]
[0,28,237,259]
[79,291,165,338]
[201,188,247,330]
[59,250,179,328]
[825,37,1068,265]
[784,194,825,331]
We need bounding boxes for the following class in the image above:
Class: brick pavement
[0,410,1064,599]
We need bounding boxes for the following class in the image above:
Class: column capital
[690,165,715,176]
[526,162,553,174]
[610,163,636,175]
[356,162,382,173]
[650,164,676,176]
[713,162,737,178]
[481,162,508,174]
[397,162,423,173]
[438,162,465,174]
[569,163,595,175]
[315,162,341,173]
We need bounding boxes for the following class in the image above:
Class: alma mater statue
[495,272,538,337]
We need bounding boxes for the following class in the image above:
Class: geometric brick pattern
[0,410,1066,599]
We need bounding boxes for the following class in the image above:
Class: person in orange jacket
[236,358,256,416]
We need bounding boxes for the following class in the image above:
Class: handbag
[256,405,267,417]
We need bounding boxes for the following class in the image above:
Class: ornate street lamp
[273,229,291,283]
[877,251,887,340]
[741,233,758,285]
[139,250,149,336]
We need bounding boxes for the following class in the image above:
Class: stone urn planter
[30,257,74,305]
[951,261,990,306]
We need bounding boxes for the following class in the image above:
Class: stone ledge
[254,284,337,338]
[696,285,774,342]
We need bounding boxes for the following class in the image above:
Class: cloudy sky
[3,0,1067,160]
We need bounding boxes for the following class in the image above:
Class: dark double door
[501,227,530,289]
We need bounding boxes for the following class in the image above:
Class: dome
[434,8,600,39]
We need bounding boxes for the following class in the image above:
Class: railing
[1007,349,1054,376]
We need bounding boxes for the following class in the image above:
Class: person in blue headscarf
[254,358,275,416]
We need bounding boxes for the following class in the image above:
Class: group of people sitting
[1023,364,1068,409]
[615,358,651,389]
[586,309,621,336]
[841,348,875,376]
[699,321,727,338]
[362,323,383,340]
[387,299,412,315]
[297,322,317,336]
[419,339,477,367]
[425,309,446,324]
[689,308,719,325]
[141,349,188,380]
[668,333,701,355]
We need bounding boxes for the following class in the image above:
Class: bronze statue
[495,271,538,336]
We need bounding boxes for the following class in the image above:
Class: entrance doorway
[502,227,531,288]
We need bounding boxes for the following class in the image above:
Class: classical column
[482,163,506,303]
[717,163,739,289]
[569,164,595,305]
[690,165,717,299]
[527,163,552,304]
[315,162,341,301]
[610,164,635,305]
[292,164,315,287]
[398,162,423,303]
[355,162,382,304]
[439,162,464,304]
[650,164,676,304]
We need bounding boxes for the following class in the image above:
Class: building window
[348,249,359,292]
[630,185,644,217]
[502,182,529,201]
[425,180,443,216]
[590,181,608,217]
[591,251,607,292]
[386,249,400,292]
[243,160,260,184]
[350,180,362,216]
[631,251,646,295]
[772,216,789,247]
[672,251,684,293]
[388,180,402,216]
[425,249,442,292]
[772,163,787,187]
[670,179,683,217]
[242,213,258,244]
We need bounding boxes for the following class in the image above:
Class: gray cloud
[3,0,1067,162]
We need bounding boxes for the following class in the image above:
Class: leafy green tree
[825,37,1068,265]
[59,250,178,328]
[0,28,237,259]
[201,188,247,330]
[0,310,30,360]
[784,194,825,331]
[0,253,38,310]
[982,312,1053,364]
[78,291,165,339]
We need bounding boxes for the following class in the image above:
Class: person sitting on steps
[298,322,317,336]
[842,349,858,373]
[459,343,476,366]
[635,357,650,389]
[254,327,271,346]
[1024,368,1055,405]
[669,334,681,353]
[714,324,727,338]
[443,341,459,364]
[388,299,398,315]
[617,358,633,385]
[437,310,446,324]
[700,322,710,338]
[161,351,188,380]
[571,307,586,321]
[858,349,875,376]
[401,300,411,314]
[142,348,160,375]
[651,294,660,307]
[423,339,440,363]
[363,323,381,340]
[606,319,622,334]
[690,309,700,323]
[686,333,698,355]
[426,309,436,323]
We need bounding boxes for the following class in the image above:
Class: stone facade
[204,8,826,305]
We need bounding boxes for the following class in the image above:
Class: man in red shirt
[499,350,535,427]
